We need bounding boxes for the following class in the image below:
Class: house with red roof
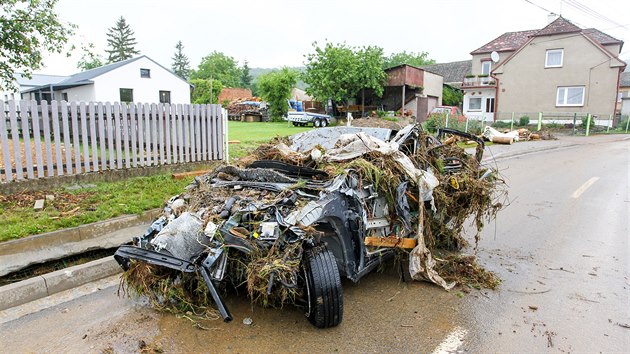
[462,16,626,122]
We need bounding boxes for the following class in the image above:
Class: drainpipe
[490,74,499,122]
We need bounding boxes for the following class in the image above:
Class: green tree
[190,51,241,87]
[190,78,222,104]
[77,43,103,71]
[383,51,435,69]
[0,0,75,90]
[257,68,298,121]
[105,16,139,63]
[442,85,463,107]
[171,40,191,80]
[303,42,386,111]
[240,59,252,89]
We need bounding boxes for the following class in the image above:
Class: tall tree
[240,60,252,88]
[0,0,75,90]
[383,51,435,69]
[77,43,104,71]
[257,68,298,121]
[171,40,191,80]
[303,42,386,110]
[105,16,139,63]
[190,51,241,88]
[190,78,223,104]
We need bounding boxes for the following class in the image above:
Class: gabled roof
[533,16,581,37]
[471,30,539,55]
[15,73,69,88]
[421,60,472,84]
[471,17,623,56]
[620,72,630,87]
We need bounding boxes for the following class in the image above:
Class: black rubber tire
[321,119,328,127]
[314,118,321,127]
[292,122,299,127]
[303,248,343,328]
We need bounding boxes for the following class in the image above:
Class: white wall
[61,85,96,102]
[423,71,443,105]
[92,57,190,104]
[463,88,495,122]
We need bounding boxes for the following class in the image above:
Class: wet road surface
[1,135,628,353]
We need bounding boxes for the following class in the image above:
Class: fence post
[510,112,514,131]
[607,114,612,133]
[585,113,592,136]
[625,117,629,133]
[537,112,542,131]
[445,112,450,128]
[572,113,577,136]
[464,116,469,133]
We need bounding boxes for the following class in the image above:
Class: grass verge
[227,121,313,159]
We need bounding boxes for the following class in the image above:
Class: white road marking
[571,177,600,199]
[431,326,468,354]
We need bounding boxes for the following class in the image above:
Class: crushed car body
[115,124,502,328]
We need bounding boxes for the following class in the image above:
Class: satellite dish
[490,51,500,63]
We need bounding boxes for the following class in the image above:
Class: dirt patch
[349,116,415,130]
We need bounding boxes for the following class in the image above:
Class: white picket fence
[0,100,226,182]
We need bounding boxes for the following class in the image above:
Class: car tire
[314,119,321,127]
[292,122,299,127]
[303,247,343,328]
[321,119,328,127]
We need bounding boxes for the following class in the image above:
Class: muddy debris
[116,124,506,328]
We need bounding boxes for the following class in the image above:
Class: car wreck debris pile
[116,124,505,328]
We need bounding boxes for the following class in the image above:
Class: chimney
[547,12,558,24]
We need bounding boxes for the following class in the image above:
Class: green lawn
[227,121,314,159]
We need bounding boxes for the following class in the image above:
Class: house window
[481,61,491,75]
[119,88,134,103]
[62,93,68,101]
[486,98,495,113]
[556,86,584,106]
[140,68,151,78]
[546,49,564,68]
[159,90,171,104]
[468,97,482,111]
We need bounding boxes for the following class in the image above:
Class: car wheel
[292,122,299,127]
[320,119,328,127]
[314,119,321,127]
[303,247,343,328]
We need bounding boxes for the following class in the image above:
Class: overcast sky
[40,0,630,75]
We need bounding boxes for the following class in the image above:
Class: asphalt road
[1,134,628,353]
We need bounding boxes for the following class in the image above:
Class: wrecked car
[115,124,498,328]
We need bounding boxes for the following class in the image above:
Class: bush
[376,110,387,118]
[518,116,530,126]
[581,116,591,128]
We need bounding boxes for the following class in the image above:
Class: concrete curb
[0,209,160,257]
[0,256,122,311]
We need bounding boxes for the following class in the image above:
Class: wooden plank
[158,103,165,165]
[79,102,90,172]
[30,100,44,177]
[364,236,417,249]
[164,103,171,164]
[41,101,55,177]
[0,104,13,182]
[206,105,213,159]
[151,103,158,165]
[8,101,23,179]
[188,104,196,162]
[200,103,207,161]
[97,102,107,171]
[136,103,144,166]
[19,100,35,179]
[207,104,218,160]
[60,101,73,175]
[171,104,178,164]
[183,104,190,162]
[177,104,184,163]
[212,104,219,160]
[121,102,130,168]
[105,102,115,170]
[194,104,201,161]
[144,103,152,166]
[88,102,98,172]
[70,101,81,173]
[129,103,137,167]
[113,102,122,169]
[171,169,212,180]
[51,100,64,176]
[218,106,225,160]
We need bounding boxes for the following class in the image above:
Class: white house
[14,56,191,104]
